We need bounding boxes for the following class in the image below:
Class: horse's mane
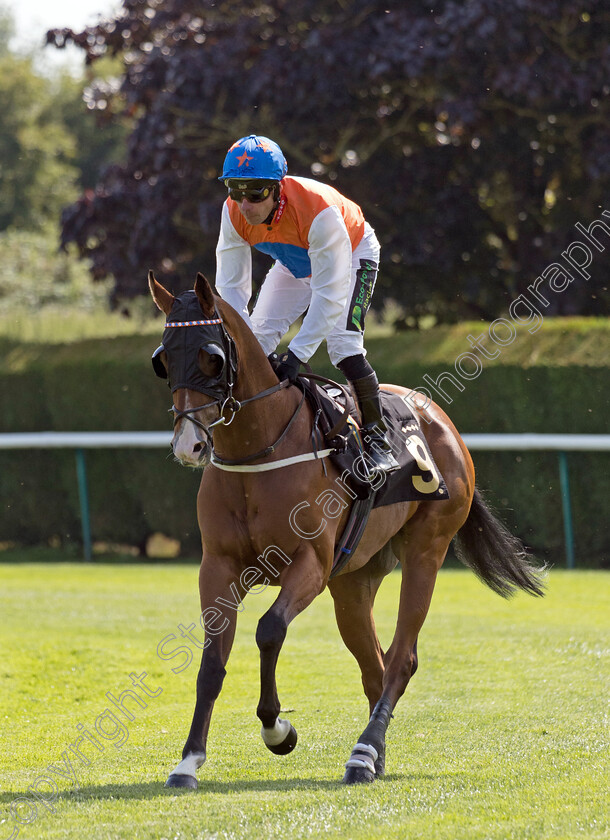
[212,292,278,385]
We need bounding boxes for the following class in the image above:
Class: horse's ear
[195,272,216,318]
[148,270,175,316]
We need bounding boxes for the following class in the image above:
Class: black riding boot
[349,373,400,475]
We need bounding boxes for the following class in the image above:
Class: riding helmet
[219,135,288,184]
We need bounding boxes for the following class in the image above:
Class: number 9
[405,434,440,494]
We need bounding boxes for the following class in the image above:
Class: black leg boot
[349,373,400,475]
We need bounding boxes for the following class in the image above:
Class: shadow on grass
[0,774,412,804]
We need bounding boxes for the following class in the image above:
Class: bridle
[166,316,241,437]
[152,290,347,471]
[152,300,303,465]
[171,376,298,463]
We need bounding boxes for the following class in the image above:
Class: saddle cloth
[303,379,449,507]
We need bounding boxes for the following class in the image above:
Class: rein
[171,378,296,464]
[201,374,350,472]
[171,379,291,433]
[181,379,338,472]
[210,385,306,466]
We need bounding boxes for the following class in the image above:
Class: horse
[148,270,544,789]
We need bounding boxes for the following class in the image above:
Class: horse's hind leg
[328,559,392,776]
[343,513,453,784]
[328,563,387,711]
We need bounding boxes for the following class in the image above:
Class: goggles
[229,187,273,204]
[228,185,274,203]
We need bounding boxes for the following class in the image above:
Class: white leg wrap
[170,751,206,778]
[345,742,378,774]
[261,717,292,746]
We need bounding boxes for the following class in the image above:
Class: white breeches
[251,222,380,366]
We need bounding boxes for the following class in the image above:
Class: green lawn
[0,564,608,840]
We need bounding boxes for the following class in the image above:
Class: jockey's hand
[267,352,280,372]
[275,349,302,383]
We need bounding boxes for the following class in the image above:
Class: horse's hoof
[343,763,376,784]
[165,773,198,790]
[266,723,298,755]
[343,742,379,784]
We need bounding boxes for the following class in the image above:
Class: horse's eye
[199,347,224,378]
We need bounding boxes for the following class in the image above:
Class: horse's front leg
[165,555,241,790]
[256,545,326,755]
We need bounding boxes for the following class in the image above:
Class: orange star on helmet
[237,150,253,167]
[256,140,273,152]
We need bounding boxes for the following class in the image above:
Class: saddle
[299,375,449,577]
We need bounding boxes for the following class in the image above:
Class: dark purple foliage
[48,0,609,319]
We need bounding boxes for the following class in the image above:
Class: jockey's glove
[274,349,302,383]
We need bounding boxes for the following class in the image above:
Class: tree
[0,5,128,233]
[0,52,79,231]
[0,225,109,309]
[49,0,609,320]
[51,60,129,191]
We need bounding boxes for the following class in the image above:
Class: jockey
[215,134,399,476]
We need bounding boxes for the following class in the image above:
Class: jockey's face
[236,192,276,225]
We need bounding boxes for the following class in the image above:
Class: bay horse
[148,270,544,789]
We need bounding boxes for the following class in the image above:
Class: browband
[164,319,223,327]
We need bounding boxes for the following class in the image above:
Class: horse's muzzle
[172,422,211,469]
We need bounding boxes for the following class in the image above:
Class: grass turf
[0,563,608,840]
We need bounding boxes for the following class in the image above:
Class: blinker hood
[152,290,235,398]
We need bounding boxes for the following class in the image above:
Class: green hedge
[1,332,608,566]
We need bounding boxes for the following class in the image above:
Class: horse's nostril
[193,442,204,453]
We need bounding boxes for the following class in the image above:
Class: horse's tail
[453,487,546,598]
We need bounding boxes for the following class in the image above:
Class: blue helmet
[219,135,287,183]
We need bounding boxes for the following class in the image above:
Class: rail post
[557,451,575,569]
[75,448,92,562]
